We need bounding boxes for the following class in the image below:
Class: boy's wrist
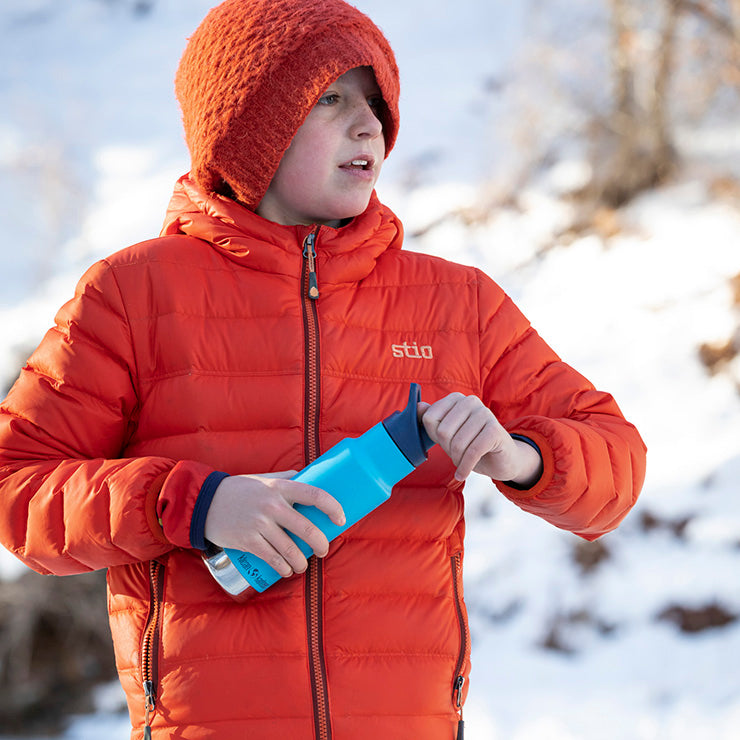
[504,434,543,490]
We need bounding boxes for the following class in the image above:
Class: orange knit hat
[175,0,400,210]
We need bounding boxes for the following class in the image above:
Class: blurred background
[1,1,740,738]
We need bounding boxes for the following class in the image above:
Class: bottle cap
[382,383,435,467]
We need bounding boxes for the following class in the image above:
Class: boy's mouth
[339,157,375,171]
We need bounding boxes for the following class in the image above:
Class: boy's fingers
[262,469,299,479]
[278,507,331,558]
[262,525,310,574]
[422,393,464,424]
[420,393,464,440]
[416,401,431,420]
[455,432,493,481]
[442,404,489,454]
[245,533,297,579]
[442,410,498,480]
[287,482,346,527]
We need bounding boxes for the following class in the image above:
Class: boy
[0,1,646,739]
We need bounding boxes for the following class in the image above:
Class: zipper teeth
[301,229,331,740]
[307,559,331,739]
[302,232,321,463]
[451,553,469,708]
[305,303,320,460]
[142,560,163,733]
[142,561,162,683]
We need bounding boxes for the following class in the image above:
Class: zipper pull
[303,231,319,300]
[454,675,465,739]
[454,674,465,710]
[144,679,156,739]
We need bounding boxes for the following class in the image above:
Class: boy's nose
[349,101,384,140]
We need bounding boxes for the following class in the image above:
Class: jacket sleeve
[0,260,214,576]
[476,270,646,540]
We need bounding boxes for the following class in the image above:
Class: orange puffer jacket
[0,175,645,740]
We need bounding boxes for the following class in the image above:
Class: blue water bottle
[203,383,434,597]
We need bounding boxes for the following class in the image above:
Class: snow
[2,1,740,738]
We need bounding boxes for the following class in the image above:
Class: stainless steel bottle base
[202,544,255,599]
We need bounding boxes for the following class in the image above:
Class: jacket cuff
[189,471,229,550]
[496,427,554,500]
[156,460,216,549]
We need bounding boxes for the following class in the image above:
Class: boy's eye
[318,93,339,106]
[368,96,383,115]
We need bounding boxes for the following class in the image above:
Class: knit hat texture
[175,0,400,209]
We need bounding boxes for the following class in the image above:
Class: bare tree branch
[677,0,735,38]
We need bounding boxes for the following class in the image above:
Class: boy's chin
[319,196,374,227]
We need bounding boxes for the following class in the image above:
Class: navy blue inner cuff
[190,471,229,550]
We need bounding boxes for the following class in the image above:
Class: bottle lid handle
[382,383,435,467]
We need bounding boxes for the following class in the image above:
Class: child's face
[256,66,386,228]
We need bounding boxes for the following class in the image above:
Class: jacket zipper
[451,552,469,740]
[301,227,331,740]
[141,559,164,740]
[301,228,321,465]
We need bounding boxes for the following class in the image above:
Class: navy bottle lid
[382,383,435,467]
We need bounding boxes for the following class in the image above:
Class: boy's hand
[204,472,346,578]
[418,393,542,486]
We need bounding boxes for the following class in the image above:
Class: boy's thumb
[416,401,431,420]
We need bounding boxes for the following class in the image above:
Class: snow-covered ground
[2,1,740,738]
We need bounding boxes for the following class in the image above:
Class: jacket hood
[161,174,404,286]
